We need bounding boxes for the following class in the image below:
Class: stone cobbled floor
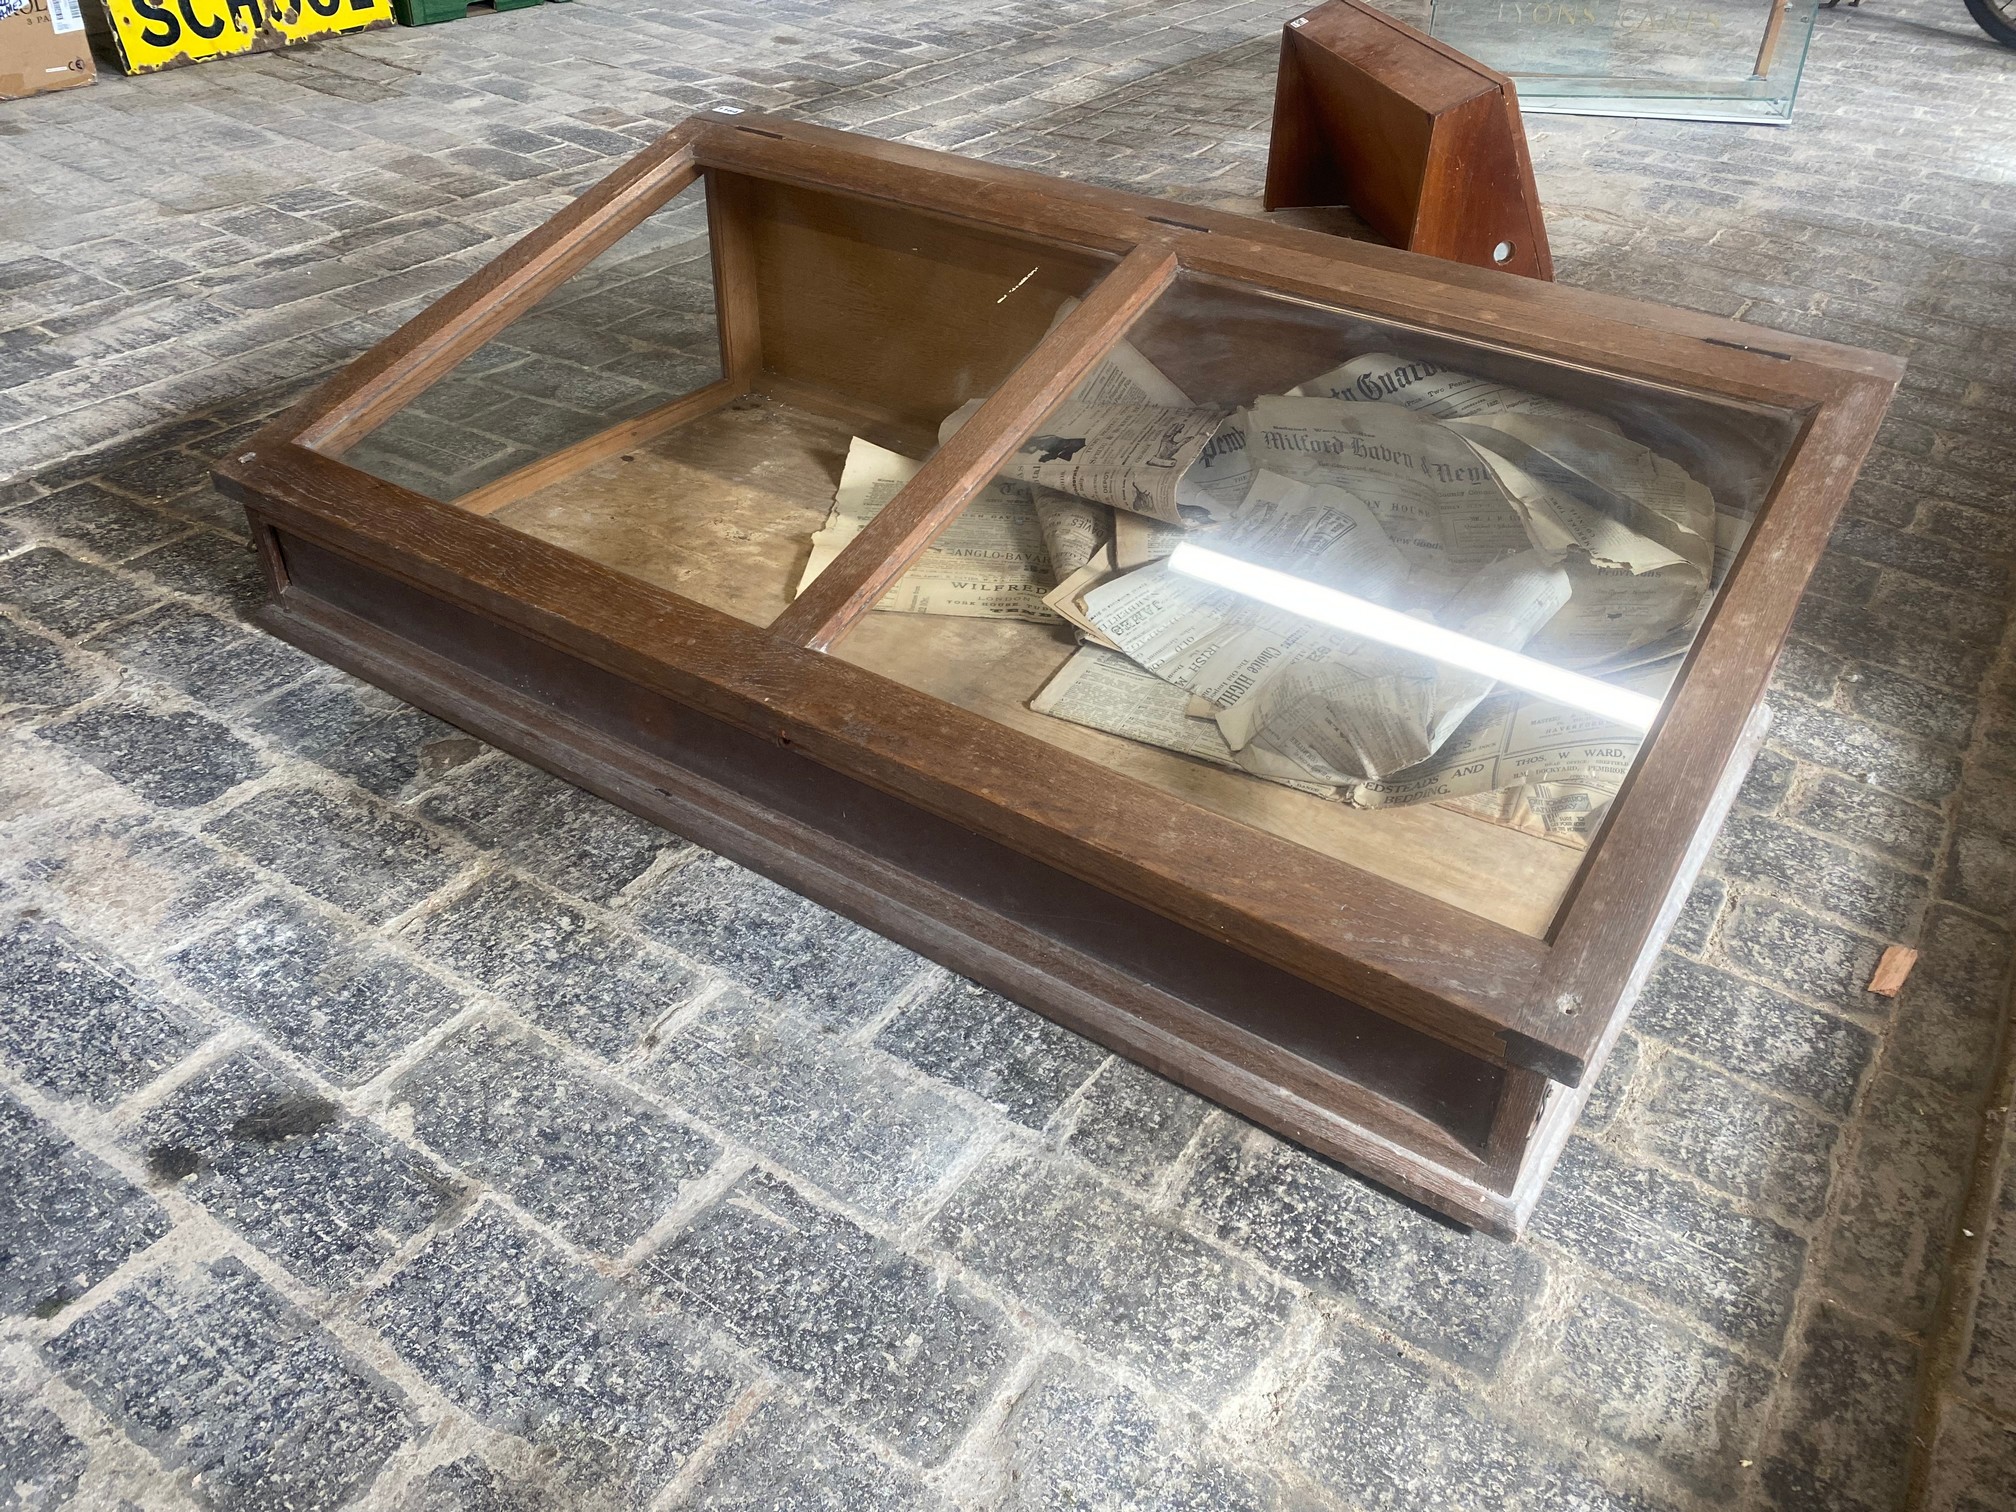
[3,0,2016,1506]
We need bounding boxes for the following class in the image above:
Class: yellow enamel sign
[104,0,394,74]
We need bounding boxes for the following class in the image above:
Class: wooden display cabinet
[216,111,1900,1235]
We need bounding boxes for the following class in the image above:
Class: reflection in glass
[336,173,1115,630]
[1163,541,1665,730]
[833,274,1801,934]
[1028,348,1729,837]
[339,183,721,501]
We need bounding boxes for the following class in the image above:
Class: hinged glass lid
[325,170,1119,631]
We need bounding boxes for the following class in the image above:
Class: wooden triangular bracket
[1265,0,1554,281]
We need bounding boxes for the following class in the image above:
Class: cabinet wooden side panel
[253,528,1538,1220]
[708,169,766,389]
[1412,92,1553,280]
[1270,25,1441,244]
[743,177,1113,435]
[1262,34,1333,212]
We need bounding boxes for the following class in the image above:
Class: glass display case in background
[1429,0,1821,122]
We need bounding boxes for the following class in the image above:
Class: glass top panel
[333,174,1117,629]
[339,178,722,502]
[1428,0,1821,123]
[830,269,1805,936]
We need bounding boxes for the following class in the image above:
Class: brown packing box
[1,0,96,102]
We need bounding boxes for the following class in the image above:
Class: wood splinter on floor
[1868,945,1919,998]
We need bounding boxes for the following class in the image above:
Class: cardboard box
[0,0,96,102]
[100,0,393,76]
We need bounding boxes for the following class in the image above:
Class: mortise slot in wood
[767,240,1180,652]
[1704,336,1793,359]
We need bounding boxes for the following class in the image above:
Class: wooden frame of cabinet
[215,112,1900,1234]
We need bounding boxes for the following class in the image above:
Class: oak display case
[216,111,1901,1234]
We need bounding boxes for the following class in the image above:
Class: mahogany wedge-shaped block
[216,111,1900,1235]
[1266,0,1553,279]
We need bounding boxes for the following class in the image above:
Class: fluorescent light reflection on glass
[1166,542,1664,732]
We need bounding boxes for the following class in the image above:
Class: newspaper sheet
[1046,297,1196,409]
[1073,333,1194,408]
[1248,397,1533,605]
[1015,331,1197,638]
[1027,645,1651,847]
[1112,510,1187,569]
[1462,436,1691,577]
[944,313,1230,531]
[1522,559,1703,668]
[1293,351,1623,434]
[1216,548,1572,784]
[1079,467,1570,783]
[1078,472,1412,704]
[1339,661,1680,840]
[799,438,1060,623]
[1042,547,1122,648]
[1439,782,1613,844]
[1450,412,1718,664]
[990,397,1223,526]
[934,326,1196,452]
[1172,408,1255,530]
[1289,356,1720,654]
[1447,413,1715,578]
[1029,644,1251,772]
[972,379,1128,629]
[1283,356,1716,581]
[1343,690,1639,813]
[1032,491,1109,580]
[1560,505,1753,675]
